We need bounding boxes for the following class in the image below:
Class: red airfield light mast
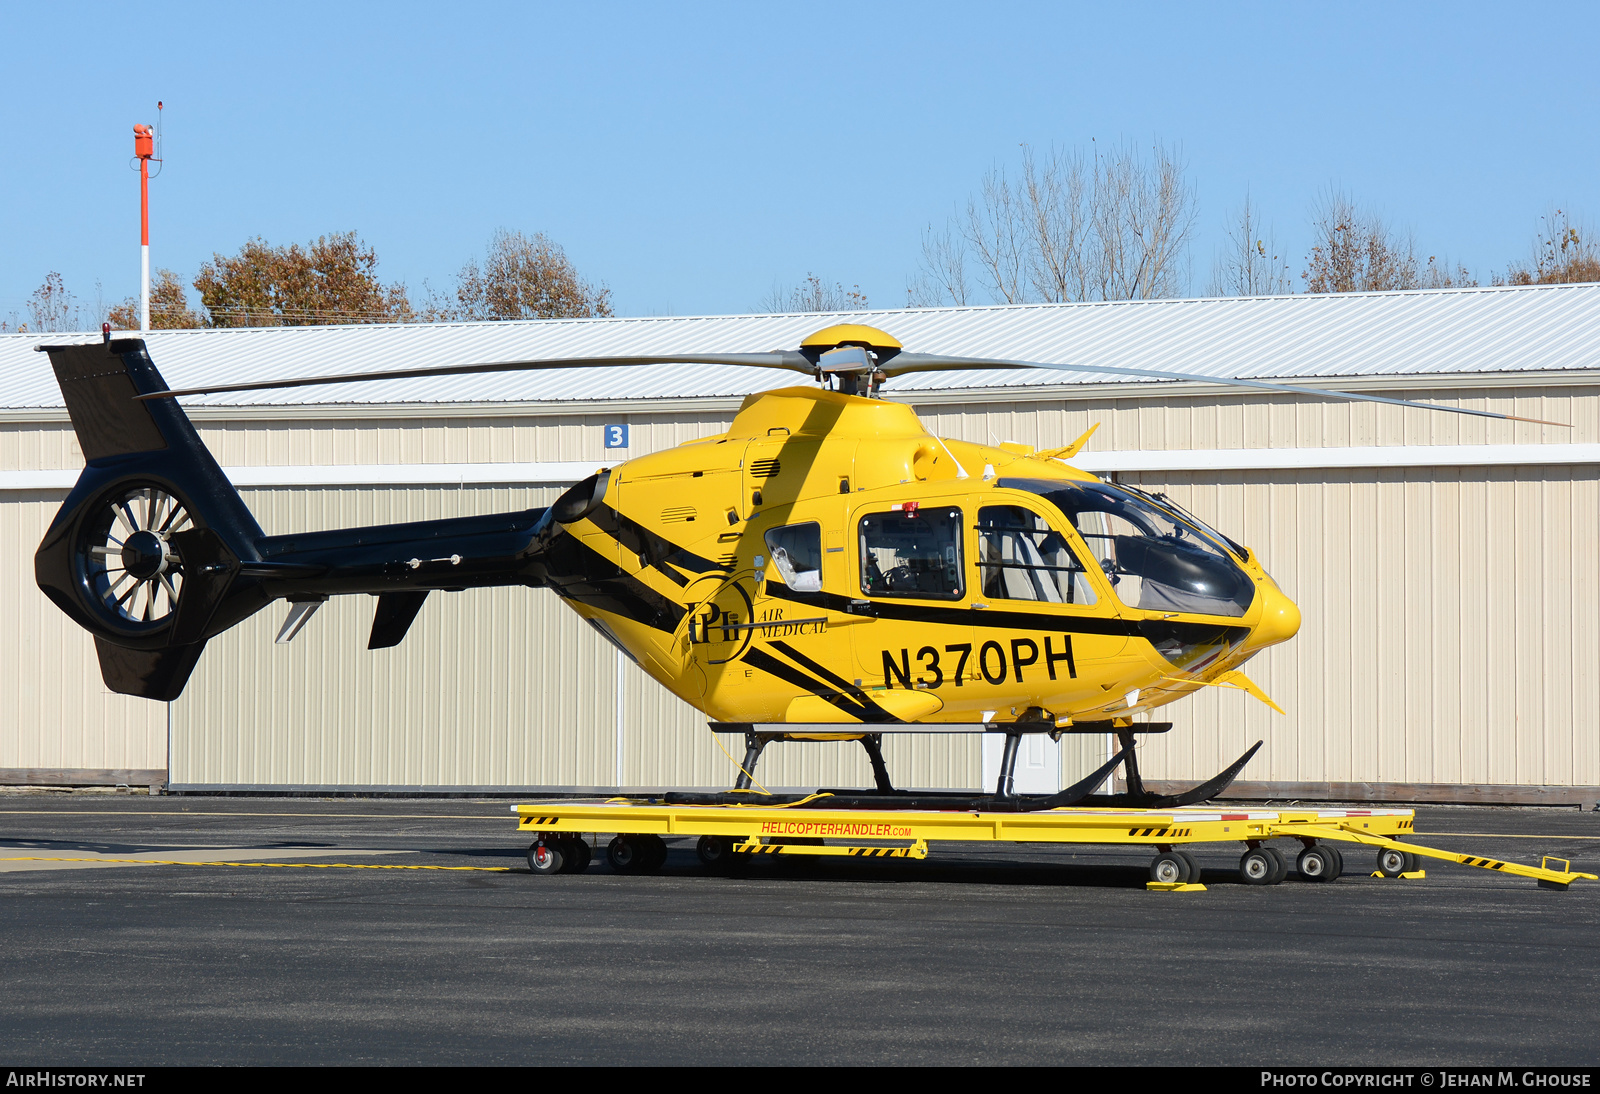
[132,102,162,331]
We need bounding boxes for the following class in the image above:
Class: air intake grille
[661,507,697,523]
[750,458,781,478]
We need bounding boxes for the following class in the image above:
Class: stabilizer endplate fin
[369,591,430,650]
[1038,422,1100,462]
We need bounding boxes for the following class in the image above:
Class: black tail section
[35,339,554,700]
[35,340,269,699]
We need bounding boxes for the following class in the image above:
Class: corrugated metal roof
[2,283,1597,410]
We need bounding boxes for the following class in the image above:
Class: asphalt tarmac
[0,795,1595,1066]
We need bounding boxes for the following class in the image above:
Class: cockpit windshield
[998,478,1255,618]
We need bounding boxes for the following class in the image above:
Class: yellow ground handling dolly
[513,799,1598,892]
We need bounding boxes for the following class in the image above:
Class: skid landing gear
[1081,725,1263,810]
[669,720,1263,814]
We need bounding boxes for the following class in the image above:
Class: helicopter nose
[1249,580,1302,649]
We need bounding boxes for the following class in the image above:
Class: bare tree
[1503,209,1600,285]
[761,273,869,313]
[908,223,972,307]
[1208,192,1293,296]
[913,140,1196,305]
[26,272,84,332]
[1419,256,1478,289]
[449,229,612,321]
[1302,191,1421,293]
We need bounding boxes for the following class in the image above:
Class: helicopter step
[514,800,1596,891]
[680,720,1251,813]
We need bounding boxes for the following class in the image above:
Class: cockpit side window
[977,505,1097,606]
[998,478,1254,618]
[858,507,964,599]
[763,522,823,592]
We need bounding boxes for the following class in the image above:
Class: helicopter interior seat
[980,522,1064,603]
[1002,532,1063,602]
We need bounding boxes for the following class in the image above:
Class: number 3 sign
[604,424,629,449]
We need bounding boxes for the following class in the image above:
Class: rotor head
[799,324,902,396]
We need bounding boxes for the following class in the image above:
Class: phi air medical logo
[687,578,756,665]
[686,577,826,665]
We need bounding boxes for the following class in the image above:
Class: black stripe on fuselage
[741,647,892,724]
[762,581,1249,650]
[767,640,895,720]
[587,503,728,587]
[537,533,687,633]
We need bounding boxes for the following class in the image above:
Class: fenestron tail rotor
[132,323,1570,428]
[77,484,194,634]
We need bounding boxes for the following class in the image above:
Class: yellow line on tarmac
[1421,832,1600,841]
[0,856,512,871]
[0,811,514,820]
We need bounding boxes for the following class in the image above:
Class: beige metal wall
[3,377,1597,791]
[0,487,167,771]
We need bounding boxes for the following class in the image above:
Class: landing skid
[664,723,1261,814]
[1082,729,1263,810]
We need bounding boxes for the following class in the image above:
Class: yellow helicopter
[33,322,1560,813]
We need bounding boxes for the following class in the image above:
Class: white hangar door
[981,732,1062,794]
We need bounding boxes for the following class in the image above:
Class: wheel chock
[1146,881,1207,892]
[1368,870,1427,880]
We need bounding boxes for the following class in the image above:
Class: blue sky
[3,2,1597,322]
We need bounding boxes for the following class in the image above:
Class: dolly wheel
[697,835,734,868]
[527,840,565,876]
[1263,845,1289,884]
[638,834,669,873]
[1150,852,1189,885]
[1174,849,1200,884]
[1239,847,1275,885]
[1297,845,1340,882]
[607,835,642,873]
[560,838,592,874]
[1376,847,1409,877]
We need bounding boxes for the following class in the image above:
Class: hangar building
[2,283,1597,806]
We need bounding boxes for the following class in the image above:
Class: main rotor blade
[885,352,1570,427]
[136,351,816,401]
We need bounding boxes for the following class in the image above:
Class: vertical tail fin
[35,338,268,699]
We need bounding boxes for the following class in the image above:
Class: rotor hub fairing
[120,529,170,580]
